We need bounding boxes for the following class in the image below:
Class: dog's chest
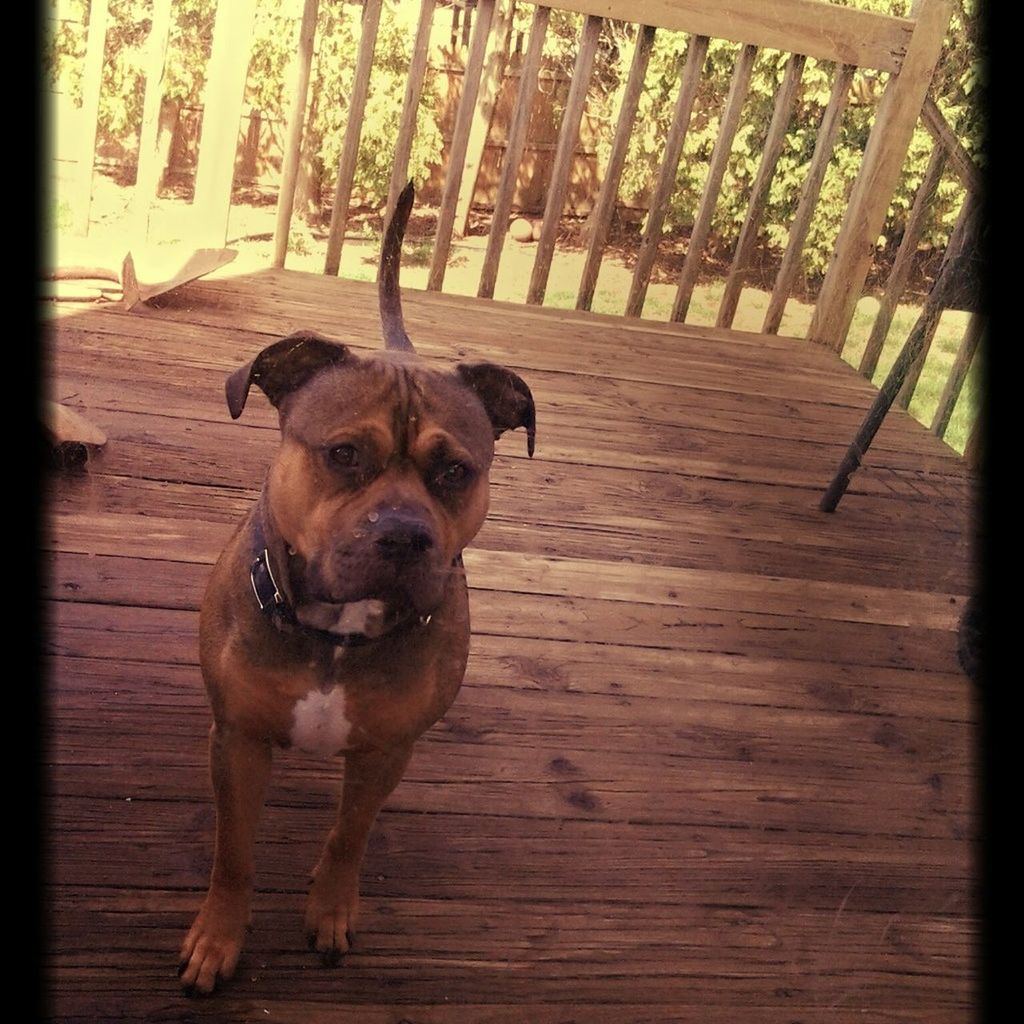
[289,683,353,756]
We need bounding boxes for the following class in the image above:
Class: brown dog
[178,183,535,994]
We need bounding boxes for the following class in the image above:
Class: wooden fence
[53,0,981,457]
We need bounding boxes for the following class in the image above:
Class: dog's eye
[436,461,472,488]
[328,444,360,468]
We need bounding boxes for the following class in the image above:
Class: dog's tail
[379,181,415,352]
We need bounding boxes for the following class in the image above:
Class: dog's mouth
[294,596,402,639]
[295,548,452,624]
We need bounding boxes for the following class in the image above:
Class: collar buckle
[251,548,288,616]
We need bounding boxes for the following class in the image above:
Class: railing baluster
[921,96,981,194]
[963,400,982,469]
[897,192,975,409]
[384,0,437,231]
[324,0,384,276]
[273,0,320,268]
[576,23,656,312]
[624,34,708,318]
[762,63,854,335]
[71,0,109,236]
[454,0,516,239]
[931,312,982,439]
[526,13,604,305]
[478,5,551,299]
[192,0,259,247]
[671,42,757,324]
[716,52,804,329]
[858,144,946,378]
[427,0,497,291]
[133,0,173,238]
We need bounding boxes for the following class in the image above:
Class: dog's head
[225,186,534,626]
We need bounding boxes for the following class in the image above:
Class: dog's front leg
[305,741,414,963]
[179,723,272,994]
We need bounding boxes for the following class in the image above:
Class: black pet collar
[249,543,429,648]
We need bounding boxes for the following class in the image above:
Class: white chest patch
[290,686,352,757]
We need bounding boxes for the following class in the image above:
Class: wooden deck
[46,268,977,1022]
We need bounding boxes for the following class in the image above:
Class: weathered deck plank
[44,267,976,1021]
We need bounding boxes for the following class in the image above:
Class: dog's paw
[304,874,359,965]
[178,893,249,995]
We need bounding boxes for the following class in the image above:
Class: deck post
[807,0,953,353]
[191,0,259,248]
[272,0,320,268]
[931,313,982,439]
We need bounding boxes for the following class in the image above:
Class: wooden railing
[57,0,982,456]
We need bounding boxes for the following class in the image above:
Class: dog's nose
[371,510,435,561]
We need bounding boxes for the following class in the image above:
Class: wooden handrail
[549,0,913,73]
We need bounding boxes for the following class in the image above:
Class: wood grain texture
[45,264,975,1021]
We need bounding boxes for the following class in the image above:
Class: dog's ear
[456,362,536,457]
[225,331,352,419]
